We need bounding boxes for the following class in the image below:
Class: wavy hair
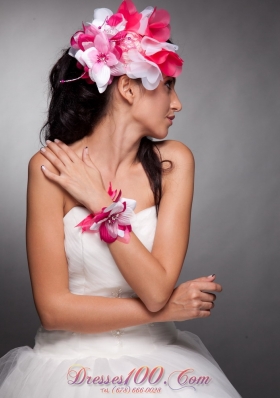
[40,49,173,216]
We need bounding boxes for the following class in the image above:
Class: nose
[171,90,182,112]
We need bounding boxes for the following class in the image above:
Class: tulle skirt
[0,321,242,397]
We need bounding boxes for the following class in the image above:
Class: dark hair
[40,49,173,216]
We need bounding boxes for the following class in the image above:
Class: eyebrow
[167,77,176,86]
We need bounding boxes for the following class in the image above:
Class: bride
[0,1,242,396]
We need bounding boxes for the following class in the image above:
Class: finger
[200,292,216,302]
[41,165,63,184]
[45,140,75,166]
[200,301,214,311]
[200,282,222,293]
[191,274,216,283]
[54,139,81,163]
[82,146,98,169]
[82,147,94,167]
[40,146,67,172]
[199,310,212,318]
[188,280,222,293]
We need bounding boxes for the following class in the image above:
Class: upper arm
[26,151,69,328]
[151,140,195,291]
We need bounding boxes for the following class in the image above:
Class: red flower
[144,7,171,42]
[147,50,183,77]
[117,0,142,33]
[70,24,99,51]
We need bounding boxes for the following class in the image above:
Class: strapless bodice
[33,205,179,359]
[63,205,157,298]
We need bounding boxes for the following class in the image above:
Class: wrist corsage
[75,183,136,244]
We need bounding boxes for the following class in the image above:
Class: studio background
[0,0,279,397]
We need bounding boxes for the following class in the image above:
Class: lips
[167,116,175,121]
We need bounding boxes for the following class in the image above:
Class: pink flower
[144,7,171,42]
[92,201,134,243]
[146,50,184,77]
[117,0,142,32]
[91,8,127,36]
[80,32,123,92]
[70,24,99,51]
[75,184,136,244]
[66,0,184,90]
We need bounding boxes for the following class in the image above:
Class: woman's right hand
[155,275,222,322]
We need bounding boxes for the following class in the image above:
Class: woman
[0,1,242,396]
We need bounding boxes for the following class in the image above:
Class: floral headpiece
[63,0,184,93]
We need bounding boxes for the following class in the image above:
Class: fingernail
[54,139,61,143]
[41,165,45,170]
[40,147,46,152]
[46,140,51,144]
[208,274,215,278]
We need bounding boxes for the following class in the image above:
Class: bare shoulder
[28,150,59,176]
[27,150,65,213]
[156,139,195,169]
[158,140,195,172]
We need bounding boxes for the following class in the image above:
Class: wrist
[88,192,113,214]
[75,182,136,244]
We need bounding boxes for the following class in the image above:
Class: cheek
[134,98,156,120]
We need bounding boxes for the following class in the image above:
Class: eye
[164,79,174,90]
[165,79,173,90]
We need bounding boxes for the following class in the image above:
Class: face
[132,75,182,139]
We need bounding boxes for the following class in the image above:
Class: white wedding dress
[0,205,242,397]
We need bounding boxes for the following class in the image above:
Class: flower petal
[107,221,119,237]
[149,26,170,42]
[141,37,178,56]
[104,201,124,214]
[149,8,170,28]
[99,223,116,243]
[93,8,113,24]
[90,64,111,87]
[97,84,109,93]
[107,13,124,27]
[117,227,131,243]
[106,52,119,66]
[110,62,126,76]
[121,198,137,210]
[94,32,110,54]
[141,74,162,90]
[82,47,98,68]
[117,0,138,20]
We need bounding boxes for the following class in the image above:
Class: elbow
[37,301,65,331]
[145,293,171,313]
[36,292,71,331]
[40,310,58,331]
[147,301,167,313]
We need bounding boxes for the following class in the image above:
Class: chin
[147,129,169,141]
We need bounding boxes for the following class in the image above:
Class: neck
[84,110,146,180]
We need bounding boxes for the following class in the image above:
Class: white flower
[126,49,163,90]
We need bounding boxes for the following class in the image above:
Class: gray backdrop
[0,0,279,397]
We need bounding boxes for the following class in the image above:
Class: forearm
[108,233,172,311]
[43,292,166,333]
[88,195,175,312]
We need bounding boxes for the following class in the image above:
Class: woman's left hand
[40,139,112,213]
